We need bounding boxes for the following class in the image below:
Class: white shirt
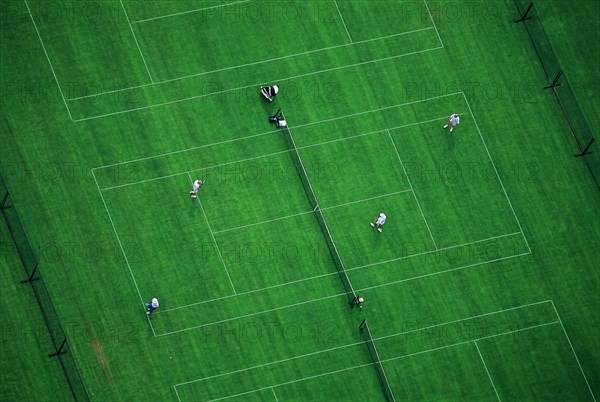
[450,114,460,125]
[193,180,202,191]
[151,298,159,308]
[377,214,387,225]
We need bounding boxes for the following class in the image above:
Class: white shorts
[376,217,386,226]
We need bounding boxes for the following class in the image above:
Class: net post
[514,2,534,23]
[544,70,563,90]
[575,138,595,158]
[48,337,68,358]
[358,319,366,330]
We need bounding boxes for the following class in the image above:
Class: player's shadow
[446,132,456,151]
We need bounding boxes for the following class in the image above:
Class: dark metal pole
[48,338,68,358]
[575,138,595,157]
[544,70,563,90]
[0,191,9,209]
[515,2,534,23]
[20,263,40,283]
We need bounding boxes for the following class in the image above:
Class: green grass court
[1,0,599,401]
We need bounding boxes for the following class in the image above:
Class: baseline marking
[69,26,434,102]
[91,170,156,335]
[187,173,236,295]
[334,0,353,43]
[461,92,531,253]
[475,341,502,402]
[550,301,597,401]
[119,0,153,83]
[23,0,73,121]
[388,130,437,249]
[132,0,251,24]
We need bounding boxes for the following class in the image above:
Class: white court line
[91,170,156,335]
[550,301,597,401]
[155,248,528,336]
[71,44,443,122]
[358,251,531,294]
[475,341,502,402]
[175,300,552,387]
[334,0,353,43]
[98,111,460,192]
[174,385,182,402]
[214,210,315,235]
[92,92,461,172]
[296,115,464,151]
[132,0,251,24]
[191,321,559,402]
[381,321,559,363]
[187,173,236,294]
[213,189,412,235]
[348,230,522,273]
[271,388,279,402]
[69,26,434,102]
[461,92,531,253]
[155,231,521,314]
[282,93,462,133]
[119,0,153,82]
[387,130,437,250]
[23,0,73,121]
[156,292,345,337]
[92,128,278,171]
[98,99,529,318]
[100,150,290,191]
[423,0,443,47]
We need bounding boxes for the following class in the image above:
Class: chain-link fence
[514,1,599,191]
[0,172,89,401]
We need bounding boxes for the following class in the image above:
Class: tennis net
[359,319,396,402]
[279,111,357,304]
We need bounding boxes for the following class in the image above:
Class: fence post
[575,138,595,158]
[48,338,68,358]
[20,263,41,283]
[0,191,9,209]
[544,70,563,90]
[514,2,534,23]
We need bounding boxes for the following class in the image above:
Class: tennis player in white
[370,213,387,233]
[443,113,460,133]
[190,179,203,199]
[146,298,159,315]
